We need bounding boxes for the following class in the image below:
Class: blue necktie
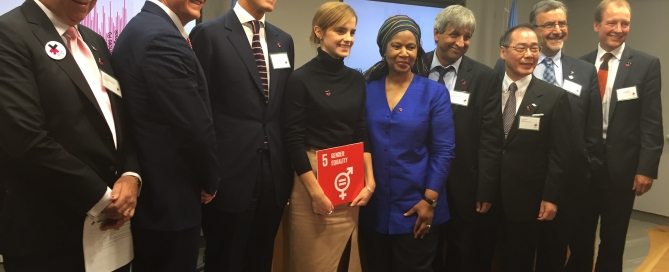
[542,57,558,86]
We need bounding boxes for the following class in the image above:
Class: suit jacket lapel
[224,11,265,99]
[506,77,541,143]
[609,48,632,121]
[22,1,104,118]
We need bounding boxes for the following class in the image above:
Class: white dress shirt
[502,73,532,114]
[595,43,625,139]
[428,53,461,92]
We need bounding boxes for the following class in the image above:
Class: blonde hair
[310,2,357,44]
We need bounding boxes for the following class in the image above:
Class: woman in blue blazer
[360,15,456,272]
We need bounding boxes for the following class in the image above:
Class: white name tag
[270,53,291,69]
[449,90,470,106]
[101,71,122,97]
[562,79,582,96]
[616,86,638,101]
[519,116,540,131]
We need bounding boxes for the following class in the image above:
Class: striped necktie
[250,20,269,102]
[502,82,518,138]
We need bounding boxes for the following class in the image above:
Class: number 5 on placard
[321,153,328,167]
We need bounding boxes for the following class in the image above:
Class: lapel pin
[98,57,104,66]
[625,61,632,67]
[324,89,332,96]
[569,71,574,79]
[276,41,282,48]
[460,79,467,90]
[398,107,404,112]
[44,41,66,60]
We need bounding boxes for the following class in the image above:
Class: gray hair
[433,5,476,34]
[529,0,568,26]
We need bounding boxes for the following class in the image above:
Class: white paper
[449,90,470,106]
[270,53,291,69]
[562,79,582,96]
[83,216,133,272]
[519,116,541,131]
[616,86,638,101]
[101,71,122,98]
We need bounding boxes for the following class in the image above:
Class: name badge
[562,79,582,96]
[616,86,638,101]
[519,116,540,131]
[449,90,470,106]
[101,71,122,97]
[270,53,291,69]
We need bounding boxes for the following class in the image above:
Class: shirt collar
[234,2,266,26]
[35,0,71,37]
[430,52,462,74]
[596,42,625,62]
[148,0,189,40]
[539,50,562,68]
[503,73,532,94]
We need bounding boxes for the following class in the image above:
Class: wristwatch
[422,195,437,208]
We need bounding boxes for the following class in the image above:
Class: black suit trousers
[131,226,201,272]
[202,151,284,272]
[591,161,635,272]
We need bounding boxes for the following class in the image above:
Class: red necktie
[597,53,614,99]
[250,20,269,102]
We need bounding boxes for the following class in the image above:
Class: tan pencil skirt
[276,150,361,272]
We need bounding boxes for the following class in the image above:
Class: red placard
[316,142,365,206]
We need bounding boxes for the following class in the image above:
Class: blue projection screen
[343,0,443,72]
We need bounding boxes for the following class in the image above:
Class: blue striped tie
[542,57,558,86]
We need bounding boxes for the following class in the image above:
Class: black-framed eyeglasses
[534,21,568,29]
[501,44,541,53]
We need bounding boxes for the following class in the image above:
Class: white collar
[503,73,532,93]
[596,42,625,62]
[34,0,71,37]
[233,2,266,26]
[539,50,562,68]
[148,0,189,40]
[430,53,462,74]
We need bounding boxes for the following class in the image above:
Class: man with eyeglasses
[581,1,663,270]
[525,1,604,271]
[497,24,572,271]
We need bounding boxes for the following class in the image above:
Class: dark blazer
[0,0,138,256]
[111,2,219,231]
[558,55,603,187]
[421,52,503,221]
[190,10,295,211]
[582,47,663,188]
[494,56,603,190]
[498,76,572,221]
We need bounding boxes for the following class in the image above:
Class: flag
[507,0,518,29]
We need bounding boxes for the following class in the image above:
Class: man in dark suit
[420,5,502,272]
[190,0,294,271]
[497,24,572,271]
[520,1,604,271]
[581,0,663,270]
[0,0,140,271]
[111,0,219,271]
